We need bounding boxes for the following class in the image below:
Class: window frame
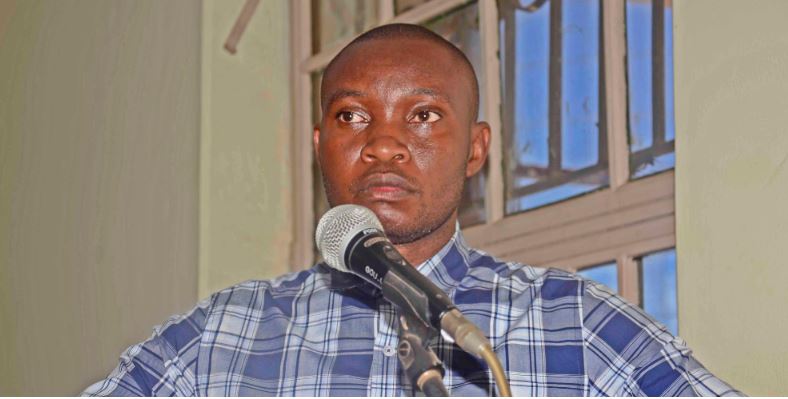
[289,0,674,306]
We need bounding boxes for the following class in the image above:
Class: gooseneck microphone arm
[396,310,449,396]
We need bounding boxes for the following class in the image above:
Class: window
[500,0,609,214]
[291,0,677,327]
[626,0,675,179]
[639,248,678,334]
[579,248,679,334]
[578,261,618,292]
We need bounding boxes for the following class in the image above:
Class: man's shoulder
[461,245,588,292]
[142,266,329,356]
[459,247,666,335]
[206,265,331,313]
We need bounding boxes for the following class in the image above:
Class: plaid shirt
[84,230,740,396]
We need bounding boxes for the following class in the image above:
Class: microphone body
[343,227,455,329]
[316,205,489,356]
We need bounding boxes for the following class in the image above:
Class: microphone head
[315,204,384,272]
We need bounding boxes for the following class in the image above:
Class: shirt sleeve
[580,280,743,397]
[82,297,212,397]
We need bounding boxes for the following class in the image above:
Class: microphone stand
[396,311,449,397]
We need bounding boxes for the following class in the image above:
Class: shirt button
[383,346,397,357]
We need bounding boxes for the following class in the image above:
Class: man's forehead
[320,35,479,120]
[324,40,462,88]
[322,74,460,115]
[324,86,452,108]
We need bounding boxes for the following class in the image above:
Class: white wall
[674,0,788,395]
[199,0,293,298]
[0,0,201,394]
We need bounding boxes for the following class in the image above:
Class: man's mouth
[356,173,418,201]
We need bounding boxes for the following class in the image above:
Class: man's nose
[360,123,410,164]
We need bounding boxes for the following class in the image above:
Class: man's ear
[466,121,491,178]
[313,124,321,161]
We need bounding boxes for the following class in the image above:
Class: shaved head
[321,23,480,122]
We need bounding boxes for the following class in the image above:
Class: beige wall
[0,0,201,395]
[199,0,293,298]
[674,0,788,395]
[0,0,293,394]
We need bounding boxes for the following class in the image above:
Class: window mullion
[390,0,472,24]
[548,0,563,176]
[290,0,316,270]
[378,0,394,24]
[479,0,504,223]
[602,0,630,190]
[652,0,666,146]
[617,254,640,305]
[500,0,516,215]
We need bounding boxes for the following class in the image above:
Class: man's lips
[356,173,418,201]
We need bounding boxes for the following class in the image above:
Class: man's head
[313,23,490,251]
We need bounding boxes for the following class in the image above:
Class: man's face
[314,37,488,244]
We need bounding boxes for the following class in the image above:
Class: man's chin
[367,205,409,230]
[326,198,433,242]
[355,203,420,242]
[376,209,456,246]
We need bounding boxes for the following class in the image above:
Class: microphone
[315,204,490,359]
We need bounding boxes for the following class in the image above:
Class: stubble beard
[381,191,459,245]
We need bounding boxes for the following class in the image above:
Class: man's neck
[393,214,457,267]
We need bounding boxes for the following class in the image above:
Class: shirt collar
[324,223,472,298]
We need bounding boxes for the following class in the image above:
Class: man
[84,24,740,396]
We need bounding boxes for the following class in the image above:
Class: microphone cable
[480,346,511,397]
[441,308,511,396]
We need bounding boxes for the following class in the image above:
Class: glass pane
[395,0,431,15]
[562,0,601,172]
[578,262,618,293]
[500,0,608,215]
[640,248,678,335]
[626,0,675,179]
[626,0,652,152]
[424,2,487,227]
[312,0,378,54]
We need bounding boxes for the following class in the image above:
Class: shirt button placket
[367,301,400,396]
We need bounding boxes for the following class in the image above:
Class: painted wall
[674,0,788,395]
[0,0,201,395]
[199,0,293,299]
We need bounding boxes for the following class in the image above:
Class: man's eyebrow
[325,89,365,107]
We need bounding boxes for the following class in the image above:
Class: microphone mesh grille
[315,204,383,272]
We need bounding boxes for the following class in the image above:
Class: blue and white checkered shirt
[84,230,740,396]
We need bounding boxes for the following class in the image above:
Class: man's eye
[411,110,441,123]
[337,111,365,123]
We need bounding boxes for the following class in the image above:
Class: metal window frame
[289,0,675,307]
